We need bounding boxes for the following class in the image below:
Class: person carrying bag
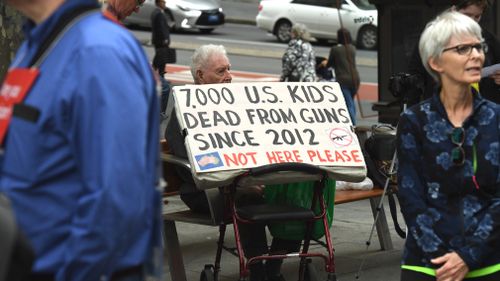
[151,0,176,65]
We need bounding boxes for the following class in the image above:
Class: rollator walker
[162,82,367,281]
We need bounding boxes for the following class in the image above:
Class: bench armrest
[161,153,191,170]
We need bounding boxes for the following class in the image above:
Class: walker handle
[248,163,323,177]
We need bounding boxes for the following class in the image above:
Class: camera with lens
[388,72,424,108]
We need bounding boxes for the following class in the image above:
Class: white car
[256,0,378,49]
[123,0,225,33]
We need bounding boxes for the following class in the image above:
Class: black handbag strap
[28,4,100,67]
[387,190,406,238]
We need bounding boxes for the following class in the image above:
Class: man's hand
[431,252,469,281]
[247,185,265,196]
[491,70,500,85]
[319,59,328,68]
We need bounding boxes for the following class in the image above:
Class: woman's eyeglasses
[442,42,488,56]
[450,127,465,166]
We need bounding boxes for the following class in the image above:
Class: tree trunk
[0,3,24,82]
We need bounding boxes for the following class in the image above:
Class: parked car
[256,0,378,49]
[123,0,225,33]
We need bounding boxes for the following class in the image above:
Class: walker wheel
[200,264,215,281]
[326,272,337,281]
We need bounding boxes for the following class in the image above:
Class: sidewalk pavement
[163,195,406,281]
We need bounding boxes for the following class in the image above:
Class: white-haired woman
[280,23,316,82]
[397,11,500,281]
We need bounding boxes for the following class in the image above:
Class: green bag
[264,179,336,241]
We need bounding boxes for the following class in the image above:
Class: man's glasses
[442,42,488,56]
[136,0,145,8]
[451,127,465,166]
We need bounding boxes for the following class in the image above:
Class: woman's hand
[431,252,469,281]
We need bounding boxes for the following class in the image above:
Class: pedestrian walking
[280,23,316,82]
[325,28,360,124]
[151,0,172,115]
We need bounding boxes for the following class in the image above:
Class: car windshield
[350,0,376,10]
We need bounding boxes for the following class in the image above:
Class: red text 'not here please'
[223,149,363,168]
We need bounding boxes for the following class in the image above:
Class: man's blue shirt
[0,0,161,280]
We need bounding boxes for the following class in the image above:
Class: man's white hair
[419,10,483,83]
[190,44,228,79]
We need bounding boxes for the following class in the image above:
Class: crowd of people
[0,0,498,280]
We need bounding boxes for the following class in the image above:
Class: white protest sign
[172,82,365,173]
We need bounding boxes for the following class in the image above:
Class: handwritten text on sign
[172,82,364,173]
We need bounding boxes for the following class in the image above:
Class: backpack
[363,124,406,239]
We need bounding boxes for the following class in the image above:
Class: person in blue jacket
[397,11,500,281]
[0,0,162,280]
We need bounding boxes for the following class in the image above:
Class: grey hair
[291,23,312,42]
[190,44,228,78]
[419,10,483,83]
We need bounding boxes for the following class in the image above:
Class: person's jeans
[340,86,356,125]
[160,76,170,115]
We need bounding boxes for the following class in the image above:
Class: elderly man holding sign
[165,44,237,214]
[165,44,271,281]
[165,44,365,281]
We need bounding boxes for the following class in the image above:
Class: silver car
[256,0,377,49]
[123,0,225,33]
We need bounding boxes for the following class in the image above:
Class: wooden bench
[163,186,393,281]
[335,188,393,251]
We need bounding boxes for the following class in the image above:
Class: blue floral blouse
[396,91,500,271]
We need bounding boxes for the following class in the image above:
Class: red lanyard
[0,68,40,145]
[0,8,107,147]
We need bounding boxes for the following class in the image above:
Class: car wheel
[274,20,292,43]
[200,28,214,34]
[316,38,331,45]
[357,25,377,50]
